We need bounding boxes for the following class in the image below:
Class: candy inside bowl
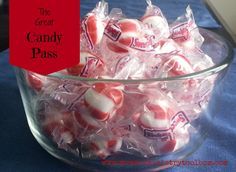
[15,0,233,171]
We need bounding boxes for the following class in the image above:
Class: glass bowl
[15,28,233,172]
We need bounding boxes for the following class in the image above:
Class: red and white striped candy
[42,112,76,145]
[165,54,194,76]
[90,138,122,159]
[45,122,75,145]
[156,126,189,154]
[106,19,141,53]
[138,100,172,130]
[82,13,106,49]
[117,19,141,45]
[141,15,169,37]
[25,71,46,92]
[141,0,169,37]
[74,109,101,130]
[84,83,124,121]
[67,51,103,77]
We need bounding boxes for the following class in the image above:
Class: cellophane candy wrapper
[141,0,170,39]
[169,5,204,50]
[25,0,218,159]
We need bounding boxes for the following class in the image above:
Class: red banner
[10,0,80,75]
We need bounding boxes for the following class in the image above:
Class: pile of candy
[25,0,216,159]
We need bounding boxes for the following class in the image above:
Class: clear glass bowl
[15,28,233,171]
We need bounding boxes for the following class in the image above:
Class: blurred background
[0,0,8,51]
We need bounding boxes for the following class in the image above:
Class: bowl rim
[45,28,234,83]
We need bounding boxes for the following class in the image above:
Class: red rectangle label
[10,0,80,75]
